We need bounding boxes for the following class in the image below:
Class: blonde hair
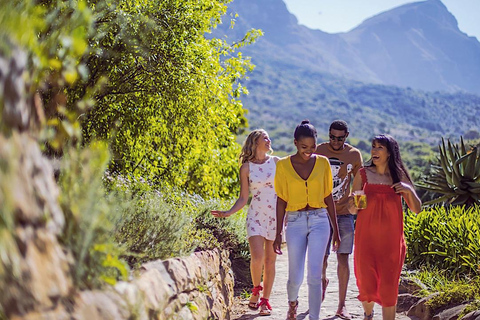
[239,129,272,164]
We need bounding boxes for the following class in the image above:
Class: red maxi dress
[353,168,406,307]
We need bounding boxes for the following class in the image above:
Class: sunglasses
[329,134,346,142]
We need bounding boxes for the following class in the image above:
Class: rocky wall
[0,132,234,320]
[69,248,234,320]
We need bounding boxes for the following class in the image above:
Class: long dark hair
[367,134,413,184]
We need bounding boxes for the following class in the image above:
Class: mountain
[342,0,480,93]
[216,0,480,94]
[236,63,480,152]
[211,0,480,152]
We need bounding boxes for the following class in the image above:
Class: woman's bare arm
[211,163,249,217]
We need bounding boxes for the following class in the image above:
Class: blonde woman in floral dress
[212,129,279,316]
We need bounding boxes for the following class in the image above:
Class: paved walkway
[232,246,413,320]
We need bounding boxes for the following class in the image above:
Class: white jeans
[286,208,330,320]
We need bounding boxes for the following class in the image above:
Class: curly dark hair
[329,120,349,133]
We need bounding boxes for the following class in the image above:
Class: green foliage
[240,288,252,300]
[59,142,129,289]
[0,0,100,150]
[190,203,251,290]
[427,281,480,312]
[64,0,261,198]
[410,268,452,296]
[110,177,250,270]
[113,189,193,266]
[191,205,249,256]
[404,205,480,276]
[411,269,480,316]
[2,0,260,197]
[418,137,480,206]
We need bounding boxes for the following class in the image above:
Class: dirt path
[231,246,415,320]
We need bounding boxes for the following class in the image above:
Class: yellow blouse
[275,155,333,212]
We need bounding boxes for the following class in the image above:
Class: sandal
[335,306,352,320]
[364,311,374,320]
[322,278,329,302]
[248,285,263,309]
[258,297,272,316]
[287,300,298,320]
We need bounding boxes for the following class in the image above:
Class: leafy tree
[67,0,261,198]
[2,0,260,198]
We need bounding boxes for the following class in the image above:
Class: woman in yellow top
[273,120,341,320]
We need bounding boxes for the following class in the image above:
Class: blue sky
[282,0,480,40]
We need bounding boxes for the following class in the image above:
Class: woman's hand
[392,181,422,214]
[211,210,231,218]
[391,182,414,195]
[273,234,283,255]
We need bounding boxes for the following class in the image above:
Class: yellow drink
[354,192,367,209]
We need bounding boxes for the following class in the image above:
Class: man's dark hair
[329,120,349,133]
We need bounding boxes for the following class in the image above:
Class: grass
[408,268,480,315]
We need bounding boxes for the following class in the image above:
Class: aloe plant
[418,137,480,206]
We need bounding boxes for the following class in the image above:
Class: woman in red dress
[349,134,421,320]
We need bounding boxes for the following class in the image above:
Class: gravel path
[231,246,415,320]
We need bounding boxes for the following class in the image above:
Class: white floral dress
[246,156,277,240]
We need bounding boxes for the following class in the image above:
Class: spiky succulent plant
[418,137,480,207]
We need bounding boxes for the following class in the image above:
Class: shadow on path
[231,246,415,319]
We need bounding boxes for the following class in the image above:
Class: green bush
[110,177,250,278]
[190,200,251,290]
[404,205,480,276]
[191,204,249,255]
[59,142,129,289]
[427,282,479,311]
[113,190,193,266]
[410,269,480,316]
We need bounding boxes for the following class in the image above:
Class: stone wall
[69,249,234,320]
[0,132,234,320]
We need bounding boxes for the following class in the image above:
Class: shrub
[411,269,480,316]
[189,199,251,291]
[404,205,480,276]
[113,190,193,266]
[59,142,129,289]
[110,177,251,283]
[426,278,480,313]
